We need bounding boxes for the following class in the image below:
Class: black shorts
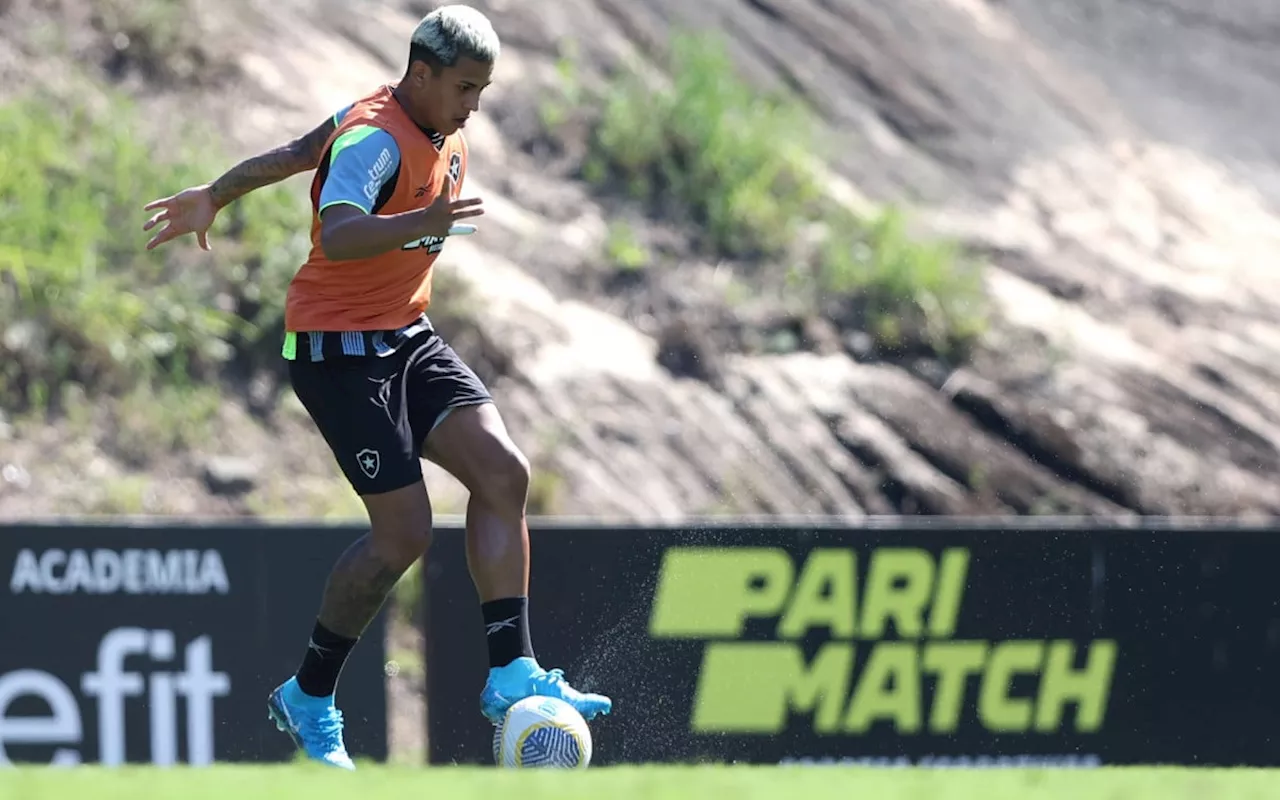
[288,327,493,495]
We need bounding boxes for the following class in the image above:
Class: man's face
[412,56,494,135]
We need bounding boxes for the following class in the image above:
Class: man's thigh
[288,354,423,496]
[403,332,495,458]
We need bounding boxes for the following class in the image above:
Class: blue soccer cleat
[480,656,612,725]
[267,677,356,770]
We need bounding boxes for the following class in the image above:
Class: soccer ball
[492,696,593,769]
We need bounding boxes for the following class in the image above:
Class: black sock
[295,620,359,698]
[482,596,535,669]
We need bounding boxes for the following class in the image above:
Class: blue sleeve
[332,103,354,126]
[317,125,401,215]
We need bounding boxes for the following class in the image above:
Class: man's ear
[409,60,431,86]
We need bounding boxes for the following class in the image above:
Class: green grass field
[3,765,1279,799]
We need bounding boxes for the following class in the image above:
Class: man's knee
[362,483,434,567]
[425,403,531,511]
[475,443,531,512]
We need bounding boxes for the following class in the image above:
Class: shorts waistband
[281,315,434,362]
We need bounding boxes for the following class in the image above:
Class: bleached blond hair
[409,5,501,69]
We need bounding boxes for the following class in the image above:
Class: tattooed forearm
[315,534,406,639]
[207,114,338,208]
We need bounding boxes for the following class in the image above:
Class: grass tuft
[557,32,989,359]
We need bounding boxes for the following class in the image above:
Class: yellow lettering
[649,548,792,638]
[657,544,1116,741]
[777,549,857,640]
[1035,640,1117,732]
[861,549,934,638]
[978,641,1044,732]
[928,549,969,637]
[844,642,921,733]
[922,641,988,733]
[690,642,853,734]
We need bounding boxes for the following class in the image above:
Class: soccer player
[141,5,610,770]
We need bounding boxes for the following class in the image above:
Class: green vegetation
[817,207,986,355]
[604,221,651,271]
[5,765,1280,800]
[563,32,989,358]
[586,38,823,260]
[0,84,308,419]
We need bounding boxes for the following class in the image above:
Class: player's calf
[301,486,433,693]
[273,483,434,767]
[425,401,612,727]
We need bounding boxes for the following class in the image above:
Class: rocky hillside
[2,0,1279,521]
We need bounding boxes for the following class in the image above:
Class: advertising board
[0,522,388,766]
[424,522,1280,767]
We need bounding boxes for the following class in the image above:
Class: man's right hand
[418,174,485,238]
[143,185,219,251]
